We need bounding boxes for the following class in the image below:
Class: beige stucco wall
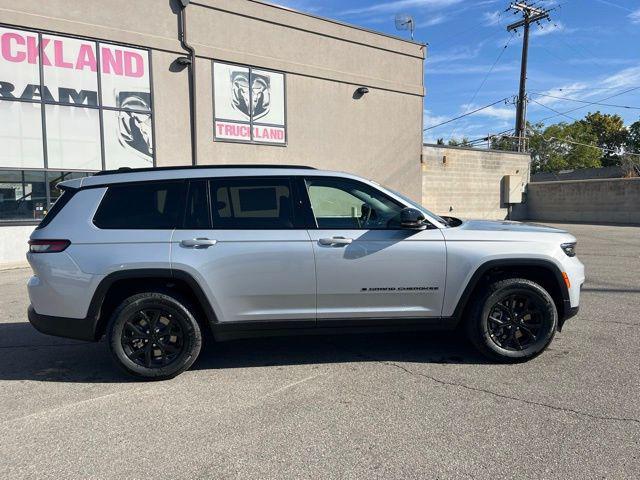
[0,0,425,200]
[422,145,531,220]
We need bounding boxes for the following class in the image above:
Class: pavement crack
[353,350,640,426]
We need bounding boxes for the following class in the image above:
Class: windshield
[381,185,448,227]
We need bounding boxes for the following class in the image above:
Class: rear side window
[94,181,186,229]
[36,189,76,230]
[209,177,296,229]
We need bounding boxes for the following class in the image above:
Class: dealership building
[0,0,425,263]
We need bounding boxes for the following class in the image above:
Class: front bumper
[28,305,96,341]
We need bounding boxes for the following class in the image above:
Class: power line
[450,34,516,139]
[534,87,640,123]
[423,97,511,131]
[543,136,640,157]
[529,98,579,121]
[531,92,640,110]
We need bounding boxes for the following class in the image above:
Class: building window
[0,25,155,222]
[212,61,286,145]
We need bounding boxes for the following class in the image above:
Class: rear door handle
[318,236,353,246]
[180,238,217,248]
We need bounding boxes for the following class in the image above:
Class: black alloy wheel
[107,292,202,380]
[466,278,558,362]
[121,308,184,368]
[486,292,546,351]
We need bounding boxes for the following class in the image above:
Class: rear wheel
[466,278,558,362]
[107,292,202,380]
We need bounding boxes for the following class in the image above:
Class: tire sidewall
[108,293,202,380]
[477,280,558,360]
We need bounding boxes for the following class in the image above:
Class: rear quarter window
[93,181,186,229]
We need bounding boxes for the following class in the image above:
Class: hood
[456,219,567,234]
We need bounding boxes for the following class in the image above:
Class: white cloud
[460,103,515,121]
[531,22,573,37]
[629,8,640,24]
[483,10,501,26]
[339,0,463,16]
[428,63,516,75]
[419,14,446,27]
[270,0,322,13]
[601,66,640,90]
[423,110,450,128]
[426,45,481,64]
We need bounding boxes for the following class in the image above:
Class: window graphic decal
[0,26,154,170]
[213,61,286,145]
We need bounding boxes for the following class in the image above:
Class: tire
[465,278,558,362]
[107,292,202,380]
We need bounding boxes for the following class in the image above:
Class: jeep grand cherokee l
[27,165,584,379]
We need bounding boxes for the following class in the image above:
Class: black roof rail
[93,165,317,176]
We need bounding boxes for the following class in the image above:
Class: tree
[436,138,445,145]
[529,121,602,173]
[580,111,628,166]
[627,120,640,153]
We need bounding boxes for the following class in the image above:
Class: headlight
[561,242,577,257]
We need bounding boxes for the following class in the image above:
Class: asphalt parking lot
[0,223,638,479]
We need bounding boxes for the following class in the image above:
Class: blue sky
[272,0,640,144]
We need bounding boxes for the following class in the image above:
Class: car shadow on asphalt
[0,322,488,383]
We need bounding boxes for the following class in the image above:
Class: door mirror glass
[400,207,426,230]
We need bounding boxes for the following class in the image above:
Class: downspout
[178,0,197,165]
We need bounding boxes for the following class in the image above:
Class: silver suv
[27,165,584,379]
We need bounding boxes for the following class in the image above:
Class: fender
[87,268,218,340]
[451,258,571,326]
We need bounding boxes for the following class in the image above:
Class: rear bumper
[28,305,97,341]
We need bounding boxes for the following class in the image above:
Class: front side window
[306,177,404,229]
[209,177,295,229]
[93,181,186,229]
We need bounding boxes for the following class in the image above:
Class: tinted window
[94,181,186,229]
[306,177,404,229]
[210,177,295,229]
[183,180,211,229]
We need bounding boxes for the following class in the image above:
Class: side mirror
[400,207,426,230]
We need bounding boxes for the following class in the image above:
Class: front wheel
[107,292,202,380]
[466,278,558,362]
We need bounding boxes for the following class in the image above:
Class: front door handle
[318,236,353,246]
[180,238,218,248]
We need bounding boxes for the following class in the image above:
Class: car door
[171,176,316,324]
[303,176,447,321]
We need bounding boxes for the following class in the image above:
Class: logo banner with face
[213,61,286,145]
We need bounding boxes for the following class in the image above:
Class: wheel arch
[88,268,218,341]
[452,259,571,328]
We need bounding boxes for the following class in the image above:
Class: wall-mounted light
[353,86,370,99]
[176,56,192,66]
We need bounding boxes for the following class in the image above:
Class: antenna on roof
[394,13,415,40]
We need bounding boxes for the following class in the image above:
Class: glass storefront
[0,25,155,223]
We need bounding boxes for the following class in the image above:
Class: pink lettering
[124,51,144,78]
[101,47,123,75]
[53,40,73,68]
[26,36,50,65]
[1,33,26,62]
[75,44,97,72]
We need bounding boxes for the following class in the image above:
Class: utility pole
[507,2,550,152]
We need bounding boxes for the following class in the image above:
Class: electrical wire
[423,97,512,131]
[534,87,640,123]
[543,136,640,157]
[530,98,580,121]
[531,92,640,110]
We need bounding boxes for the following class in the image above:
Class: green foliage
[528,121,602,173]
[579,112,628,166]
[448,137,471,147]
[627,120,640,153]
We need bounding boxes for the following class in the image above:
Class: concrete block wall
[421,144,531,220]
[515,178,640,225]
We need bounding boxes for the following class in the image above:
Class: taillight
[28,239,71,253]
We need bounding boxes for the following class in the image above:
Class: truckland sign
[213,61,286,145]
[0,26,153,170]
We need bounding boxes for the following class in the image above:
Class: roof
[59,165,358,189]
